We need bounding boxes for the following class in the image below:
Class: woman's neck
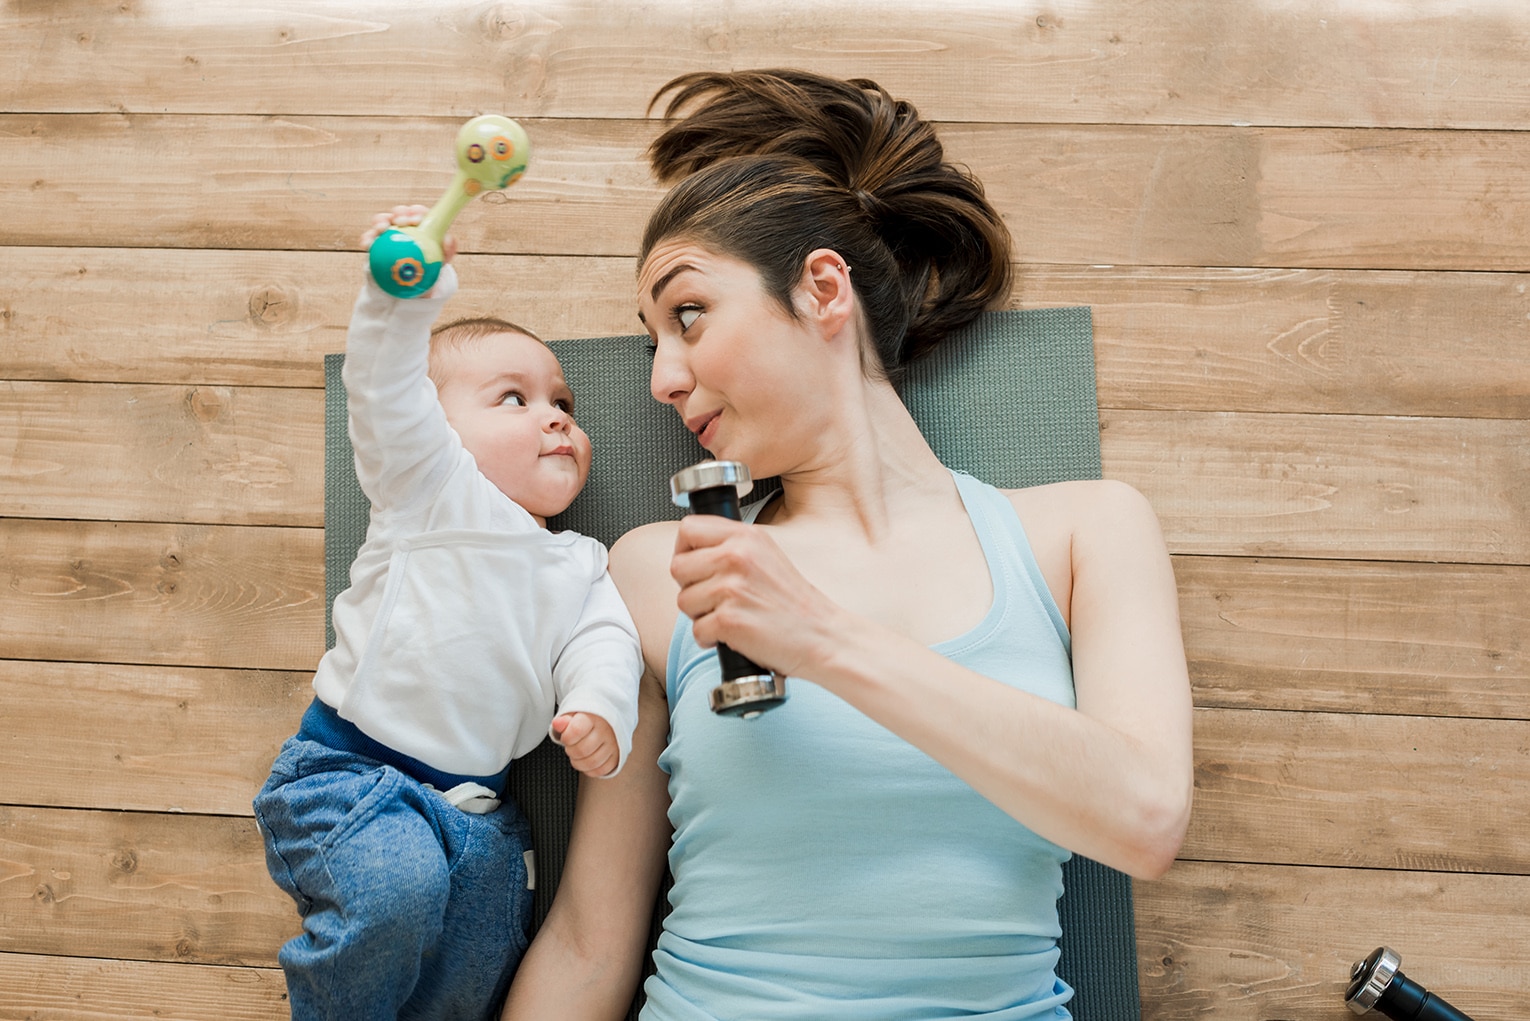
[767,376,951,537]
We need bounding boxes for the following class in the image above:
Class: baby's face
[434,332,592,524]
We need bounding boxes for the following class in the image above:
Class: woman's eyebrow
[648,263,697,303]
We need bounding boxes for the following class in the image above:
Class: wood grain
[0,953,287,1021]
[10,382,1530,562]
[0,660,309,816]
[7,2,1530,130]
[7,248,1529,422]
[3,529,1527,689]
[0,381,322,526]
[0,518,323,671]
[1177,557,1530,720]
[1183,708,1530,875]
[1104,410,1530,564]
[1136,861,1530,1021]
[8,672,1527,883]
[0,806,298,967]
[5,3,1530,1015]
[0,247,637,390]
[1022,264,1530,420]
[8,116,1530,270]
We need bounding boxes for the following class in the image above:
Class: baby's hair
[427,316,544,390]
[641,68,1012,385]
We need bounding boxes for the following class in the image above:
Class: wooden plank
[0,953,286,1021]
[8,661,1527,884]
[0,518,323,672]
[0,247,635,388]
[4,834,1526,1020]
[1136,861,1530,1021]
[1183,708,1530,875]
[1104,410,1530,564]
[0,381,322,527]
[7,2,1530,130]
[8,116,1530,270]
[1178,557,1530,720]
[1021,264,1530,420]
[0,661,309,817]
[0,806,296,967]
[8,248,1530,423]
[0,115,659,259]
[9,376,1530,562]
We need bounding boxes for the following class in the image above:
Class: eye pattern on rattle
[391,258,425,288]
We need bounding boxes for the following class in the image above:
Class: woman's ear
[796,248,856,339]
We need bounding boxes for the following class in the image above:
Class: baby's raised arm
[342,207,462,512]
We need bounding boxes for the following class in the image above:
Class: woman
[503,69,1193,1020]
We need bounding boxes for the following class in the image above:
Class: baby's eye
[554,397,574,414]
[677,305,702,331]
[498,391,526,407]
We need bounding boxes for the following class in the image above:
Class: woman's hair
[641,69,1012,384]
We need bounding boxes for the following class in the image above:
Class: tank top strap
[948,470,1071,654]
[740,488,780,524]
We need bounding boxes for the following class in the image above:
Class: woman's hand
[669,514,842,680]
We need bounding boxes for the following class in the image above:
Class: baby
[253,207,641,1021]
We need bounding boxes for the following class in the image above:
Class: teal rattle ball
[369,227,442,299]
[368,114,531,299]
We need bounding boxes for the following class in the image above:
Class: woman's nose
[649,340,691,405]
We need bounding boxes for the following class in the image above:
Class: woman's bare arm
[501,521,680,1019]
[499,673,671,1019]
[670,479,1193,879]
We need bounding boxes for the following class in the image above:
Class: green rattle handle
[369,115,531,298]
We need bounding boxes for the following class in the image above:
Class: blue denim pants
[253,736,534,1021]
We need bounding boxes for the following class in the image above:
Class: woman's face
[637,239,830,474]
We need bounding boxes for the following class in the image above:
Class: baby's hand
[358,204,459,262]
[549,712,619,778]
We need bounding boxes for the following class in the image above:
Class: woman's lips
[690,411,721,448]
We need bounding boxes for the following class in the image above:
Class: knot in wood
[248,285,292,329]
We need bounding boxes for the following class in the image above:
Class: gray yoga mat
[323,306,1141,1020]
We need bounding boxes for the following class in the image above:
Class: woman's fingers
[669,515,838,676]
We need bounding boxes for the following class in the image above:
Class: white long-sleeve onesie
[312,267,641,780]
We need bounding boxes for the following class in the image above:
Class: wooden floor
[3,3,1528,1018]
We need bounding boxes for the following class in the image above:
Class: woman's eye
[643,341,658,360]
[677,306,702,331]
[499,391,526,407]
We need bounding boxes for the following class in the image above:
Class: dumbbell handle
[669,461,788,718]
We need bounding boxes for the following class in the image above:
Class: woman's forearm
[501,678,672,1019]
[823,629,1192,877]
[809,484,1194,878]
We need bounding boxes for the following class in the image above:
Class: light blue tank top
[642,470,1077,1021]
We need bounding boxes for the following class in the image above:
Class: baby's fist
[549,712,618,778]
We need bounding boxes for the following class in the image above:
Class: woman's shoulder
[1003,478,1169,567]
[609,519,681,587]
[608,520,684,664]
[1002,477,1157,527]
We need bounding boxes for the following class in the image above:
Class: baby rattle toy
[368,114,530,298]
[669,460,789,719]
